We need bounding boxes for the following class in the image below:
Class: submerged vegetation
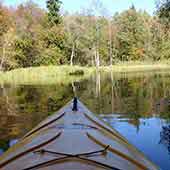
[0,0,170,72]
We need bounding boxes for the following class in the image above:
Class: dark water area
[1,71,170,170]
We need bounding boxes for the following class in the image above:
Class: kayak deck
[0,99,159,170]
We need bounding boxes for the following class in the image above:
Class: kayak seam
[22,152,123,170]
[86,132,148,170]
[23,112,65,139]
[0,132,62,169]
[84,112,128,144]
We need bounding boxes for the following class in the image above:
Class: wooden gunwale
[86,132,147,170]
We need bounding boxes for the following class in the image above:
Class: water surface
[1,71,170,170]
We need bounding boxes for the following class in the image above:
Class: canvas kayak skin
[0,98,160,170]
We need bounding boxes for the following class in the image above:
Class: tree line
[0,0,169,71]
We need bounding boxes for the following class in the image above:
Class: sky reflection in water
[103,116,170,170]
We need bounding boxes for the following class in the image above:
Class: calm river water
[1,71,170,170]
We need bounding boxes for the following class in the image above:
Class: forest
[0,0,170,71]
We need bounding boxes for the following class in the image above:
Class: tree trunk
[70,43,75,66]
[96,22,100,68]
[94,46,100,68]
[91,55,95,66]
[0,44,6,71]
[96,49,100,68]
[94,46,97,67]
[108,20,112,67]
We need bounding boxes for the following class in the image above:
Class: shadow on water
[1,71,170,169]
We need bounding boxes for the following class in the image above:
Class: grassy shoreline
[102,63,170,73]
[0,66,93,85]
[1,63,170,85]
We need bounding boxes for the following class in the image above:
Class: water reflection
[103,116,170,170]
[1,71,170,170]
[160,125,170,154]
[0,139,18,156]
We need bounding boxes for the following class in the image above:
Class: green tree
[156,0,170,60]
[0,4,17,70]
[46,0,62,26]
[0,28,17,70]
[13,1,45,68]
[34,25,66,65]
[157,0,170,28]
[113,7,152,61]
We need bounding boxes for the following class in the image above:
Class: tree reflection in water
[160,125,170,154]
[0,139,18,155]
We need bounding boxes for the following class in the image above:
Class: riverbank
[102,61,170,73]
[0,66,93,85]
[1,63,170,85]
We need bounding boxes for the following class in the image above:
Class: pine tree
[157,0,170,28]
[46,0,62,26]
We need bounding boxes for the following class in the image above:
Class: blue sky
[4,0,156,15]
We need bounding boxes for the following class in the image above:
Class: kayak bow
[0,98,159,170]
